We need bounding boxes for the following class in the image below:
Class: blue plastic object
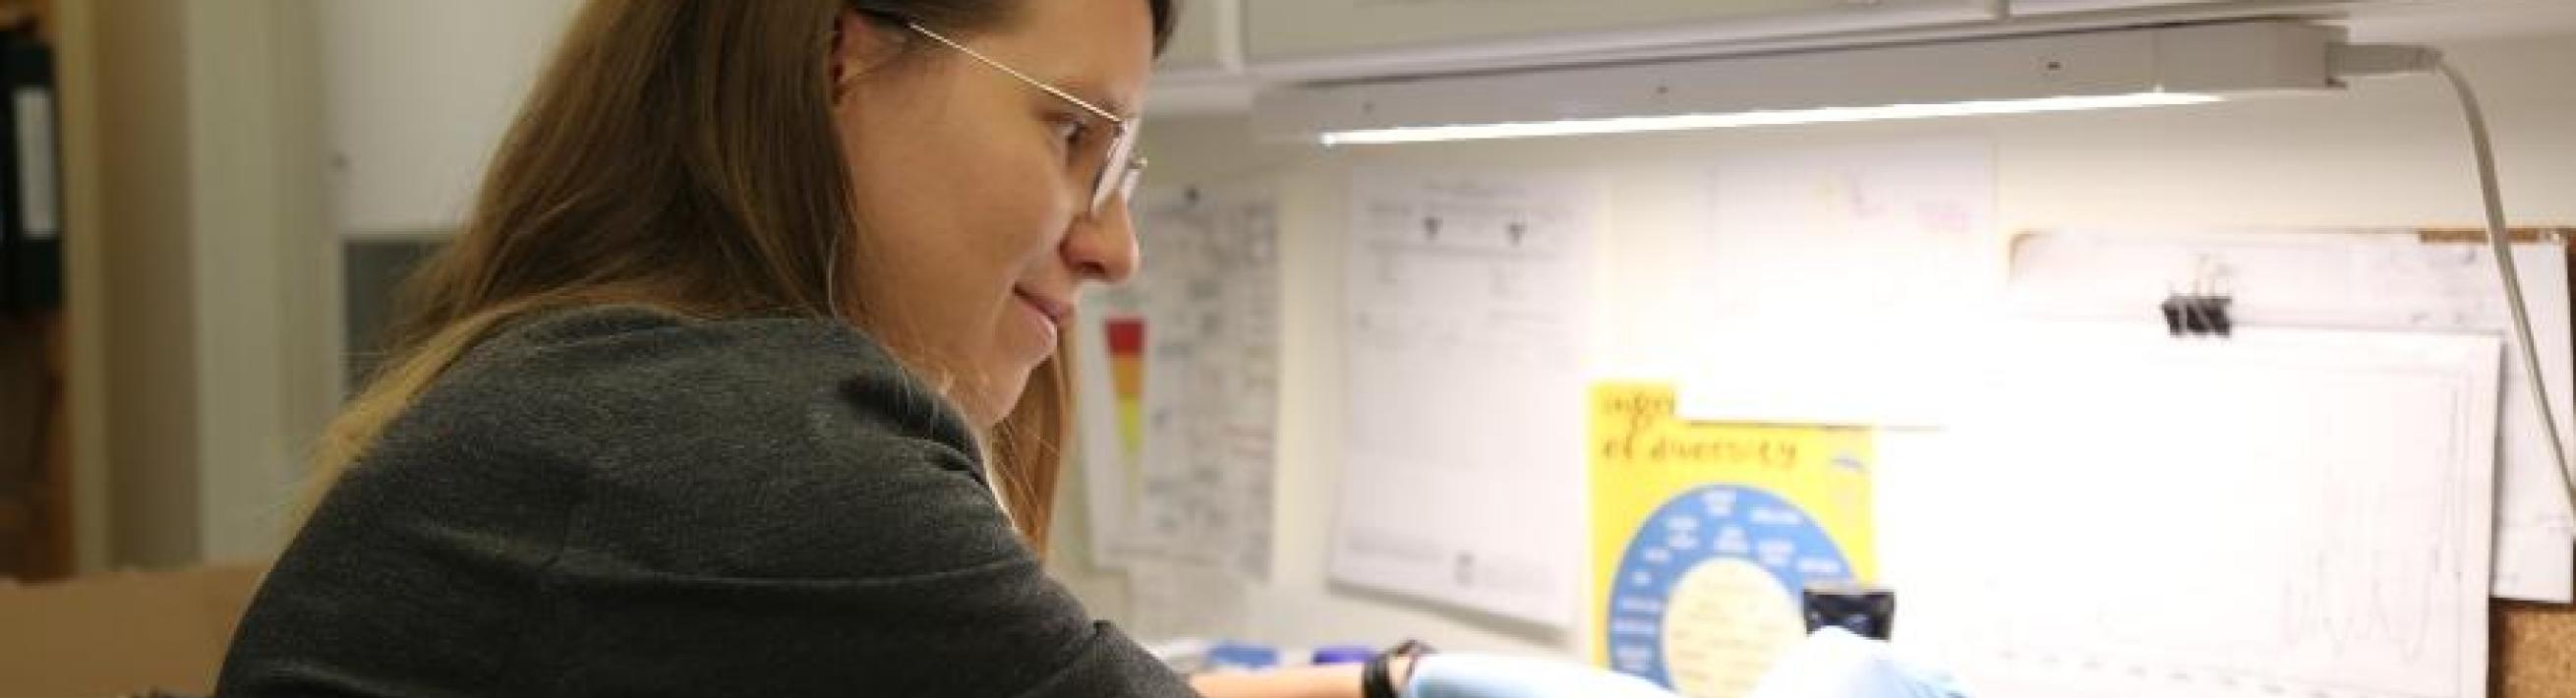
[1311,645,1377,666]
[1204,642,1281,671]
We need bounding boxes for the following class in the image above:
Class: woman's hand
[1403,654,1679,698]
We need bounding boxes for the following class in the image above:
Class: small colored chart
[1106,317,1147,462]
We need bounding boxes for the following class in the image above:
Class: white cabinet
[1244,0,1998,78]
[1157,0,1239,76]
[2010,0,2327,16]
[318,0,578,235]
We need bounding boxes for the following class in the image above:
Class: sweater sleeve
[518,315,1200,698]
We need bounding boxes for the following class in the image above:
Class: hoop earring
[824,236,847,321]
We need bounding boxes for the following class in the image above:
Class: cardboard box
[0,564,264,698]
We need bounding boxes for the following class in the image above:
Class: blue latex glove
[1745,628,1968,698]
[1405,653,1681,698]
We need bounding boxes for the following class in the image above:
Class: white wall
[1052,31,2576,658]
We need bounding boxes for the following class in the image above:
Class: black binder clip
[2162,294,2233,337]
[2163,256,2234,337]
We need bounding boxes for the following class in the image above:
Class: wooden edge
[2419,228,2576,245]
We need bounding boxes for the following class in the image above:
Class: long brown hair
[312,0,1178,554]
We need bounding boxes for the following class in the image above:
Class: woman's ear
[829,11,902,99]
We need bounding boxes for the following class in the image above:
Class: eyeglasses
[900,21,1146,217]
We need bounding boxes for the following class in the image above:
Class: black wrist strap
[1362,654,1399,698]
[1364,639,1434,698]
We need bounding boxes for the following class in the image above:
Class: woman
[213,0,1930,696]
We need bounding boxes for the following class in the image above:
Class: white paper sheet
[1327,169,1600,628]
[2007,230,2575,602]
[1894,323,2498,698]
[1136,192,1281,577]
[1077,186,1282,576]
[1678,138,1998,428]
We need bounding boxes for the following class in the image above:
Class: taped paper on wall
[1899,323,2497,698]
[1077,186,1281,577]
[1328,169,1600,628]
[1681,138,1998,428]
[2008,229,2575,602]
[1591,382,1876,698]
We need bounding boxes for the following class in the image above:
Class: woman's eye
[1049,117,1088,151]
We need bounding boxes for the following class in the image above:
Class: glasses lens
[1090,123,1141,214]
[1116,160,1145,208]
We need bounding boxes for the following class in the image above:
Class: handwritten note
[1680,138,1998,428]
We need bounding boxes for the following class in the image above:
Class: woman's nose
[1063,199,1141,284]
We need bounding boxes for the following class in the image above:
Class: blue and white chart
[1606,486,1854,696]
[1591,383,1877,697]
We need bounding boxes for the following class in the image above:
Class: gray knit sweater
[215,306,1197,697]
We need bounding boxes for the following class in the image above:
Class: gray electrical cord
[2436,60,2576,523]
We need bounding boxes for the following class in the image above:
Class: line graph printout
[2008,230,2574,601]
[1895,323,2498,698]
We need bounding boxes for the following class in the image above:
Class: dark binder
[0,29,59,313]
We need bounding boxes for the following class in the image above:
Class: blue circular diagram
[1605,485,1853,691]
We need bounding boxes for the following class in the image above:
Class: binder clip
[2162,294,2233,337]
[2163,256,2234,337]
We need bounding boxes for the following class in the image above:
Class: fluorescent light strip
[1318,92,2223,145]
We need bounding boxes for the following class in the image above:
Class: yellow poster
[1590,382,1875,698]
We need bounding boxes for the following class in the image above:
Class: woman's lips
[1015,289,1073,348]
[1015,289,1073,326]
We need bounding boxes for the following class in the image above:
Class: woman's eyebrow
[1048,74,1138,122]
